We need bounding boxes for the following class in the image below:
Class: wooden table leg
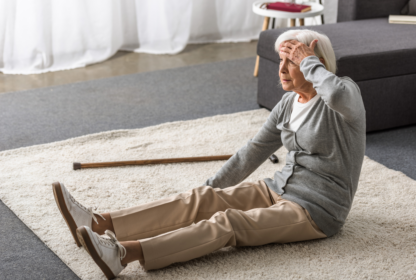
[319,0,325,24]
[299,18,304,26]
[290,18,296,27]
[254,16,270,77]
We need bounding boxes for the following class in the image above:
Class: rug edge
[0,108,269,156]
[0,202,85,279]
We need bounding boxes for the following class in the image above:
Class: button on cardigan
[203,55,366,237]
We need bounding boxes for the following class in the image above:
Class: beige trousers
[110,180,327,271]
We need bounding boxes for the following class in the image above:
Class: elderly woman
[52,29,365,279]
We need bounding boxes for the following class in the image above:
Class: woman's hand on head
[279,39,318,66]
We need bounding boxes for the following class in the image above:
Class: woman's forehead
[279,55,295,63]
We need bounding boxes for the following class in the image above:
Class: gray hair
[274,29,337,75]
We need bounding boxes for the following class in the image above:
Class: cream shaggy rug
[1,109,416,280]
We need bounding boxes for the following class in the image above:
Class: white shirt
[287,93,320,132]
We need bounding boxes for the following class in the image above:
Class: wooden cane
[73,155,233,170]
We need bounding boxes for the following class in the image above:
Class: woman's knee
[204,209,237,246]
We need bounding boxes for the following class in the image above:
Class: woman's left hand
[279,39,318,66]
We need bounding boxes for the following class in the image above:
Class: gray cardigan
[203,55,366,237]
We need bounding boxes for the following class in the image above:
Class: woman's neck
[296,90,317,104]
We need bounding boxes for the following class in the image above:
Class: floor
[0,42,257,95]
[1,40,416,279]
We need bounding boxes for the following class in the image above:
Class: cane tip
[269,154,279,164]
[73,162,81,170]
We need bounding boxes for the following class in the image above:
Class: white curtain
[0,0,329,75]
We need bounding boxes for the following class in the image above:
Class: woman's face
[278,55,314,93]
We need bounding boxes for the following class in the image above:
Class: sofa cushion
[337,0,409,22]
[257,18,416,81]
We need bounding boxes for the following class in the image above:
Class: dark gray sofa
[256,0,416,132]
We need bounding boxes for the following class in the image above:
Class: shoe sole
[52,182,81,247]
[76,227,116,280]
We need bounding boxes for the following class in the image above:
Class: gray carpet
[366,125,416,181]
[0,201,79,280]
[1,56,415,279]
[0,58,259,152]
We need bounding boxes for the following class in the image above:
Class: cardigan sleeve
[202,103,284,189]
[300,55,365,123]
